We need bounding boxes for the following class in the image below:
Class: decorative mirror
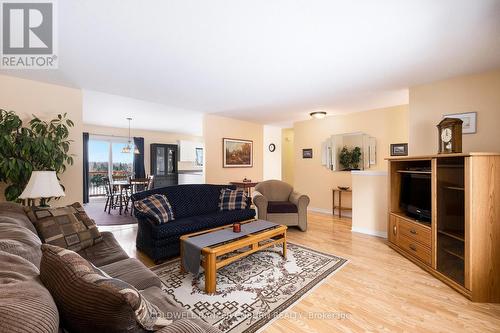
[320,132,376,171]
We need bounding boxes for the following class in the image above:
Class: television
[400,173,431,222]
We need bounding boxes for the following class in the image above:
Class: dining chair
[129,177,150,194]
[126,176,151,215]
[147,175,155,190]
[103,177,120,214]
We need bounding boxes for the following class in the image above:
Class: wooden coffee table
[180,219,287,294]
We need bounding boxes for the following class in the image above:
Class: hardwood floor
[101,213,500,333]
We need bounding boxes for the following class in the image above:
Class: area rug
[151,242,347,333]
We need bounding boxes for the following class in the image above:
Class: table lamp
[19,171,66,207]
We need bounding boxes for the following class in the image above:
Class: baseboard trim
[308,207,352,218]
[351,226,387,238]
[307,207,332,215]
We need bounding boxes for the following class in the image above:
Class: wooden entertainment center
[387,152,500,302]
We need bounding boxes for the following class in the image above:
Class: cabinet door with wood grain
[389,214,398,245]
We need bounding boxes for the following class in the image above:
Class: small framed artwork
[223,138,253,168]
[390,143,408,156]
[302,148,313,159]
[443,112,477,134]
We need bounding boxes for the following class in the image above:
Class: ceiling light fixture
[309,111,327,119]
[122,118,140,154]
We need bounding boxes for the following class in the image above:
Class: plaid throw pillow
[40,244,172,331]
[134,194,174,224]
[219,188,248,211]
[25,202,102,252]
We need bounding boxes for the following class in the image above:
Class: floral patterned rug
[151,242,348,333]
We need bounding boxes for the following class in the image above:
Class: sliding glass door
[88,136,134,197]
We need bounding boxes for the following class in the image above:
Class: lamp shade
[19,171,65,199]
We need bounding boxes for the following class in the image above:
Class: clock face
[268,143,276,152]
[441,128,452,143]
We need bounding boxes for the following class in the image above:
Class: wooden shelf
[396,170,432,174]
[438,164,465,169]
[443,247,465,260]
[443,185,464,191]
[386,152,500,161]
[438,229,465,242]
[390,212,431,228]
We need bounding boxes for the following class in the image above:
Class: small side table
[332,188,352,218]
[230,181,259,197]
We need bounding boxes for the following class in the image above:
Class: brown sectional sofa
[0,202,220,333]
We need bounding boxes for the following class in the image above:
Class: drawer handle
[410,229,417,235]
[409,244,417,251]
[393,225,397,236]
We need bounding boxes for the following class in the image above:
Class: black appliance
[400,173,432,222]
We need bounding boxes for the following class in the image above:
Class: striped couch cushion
[218,188,248,211]
[0,251,59,333]
[40,244,172,332]
[134,194,174,224]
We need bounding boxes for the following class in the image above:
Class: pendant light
[122,118,140,154]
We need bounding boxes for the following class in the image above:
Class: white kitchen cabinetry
[178,140,203,162]
[178,173,204,184]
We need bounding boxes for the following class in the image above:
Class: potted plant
[351,146,361,169]
[339,147,351,170]
[0,109,74,202]
[338,146,362,170]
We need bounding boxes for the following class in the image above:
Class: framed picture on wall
[223,138,253,168]
[443,112,477,134]
[390,143,408,156]
[195,147,203,166]
[302,148,313,159]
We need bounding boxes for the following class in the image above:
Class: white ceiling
[82,90,204,136]
[2,0,500,128]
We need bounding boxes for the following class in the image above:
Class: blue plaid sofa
[131,184,255,262]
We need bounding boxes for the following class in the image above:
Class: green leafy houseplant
[338,146,362,170]
[351,146,361,169]
[339,147,351,170]
[0,109,74,202]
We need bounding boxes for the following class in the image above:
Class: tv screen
[400,173,431,222]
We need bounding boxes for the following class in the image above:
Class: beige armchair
[252,180,310,231]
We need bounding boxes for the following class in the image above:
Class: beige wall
[409,69,500,155]
[263,125,282,181]
[293,105,408,212]
[351,171,388,237]
[0,75,83,206]
[83,124,203,175]
[203,114,263,184]
[281,128,295,185]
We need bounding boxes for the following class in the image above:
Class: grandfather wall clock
[437,117,463,154]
